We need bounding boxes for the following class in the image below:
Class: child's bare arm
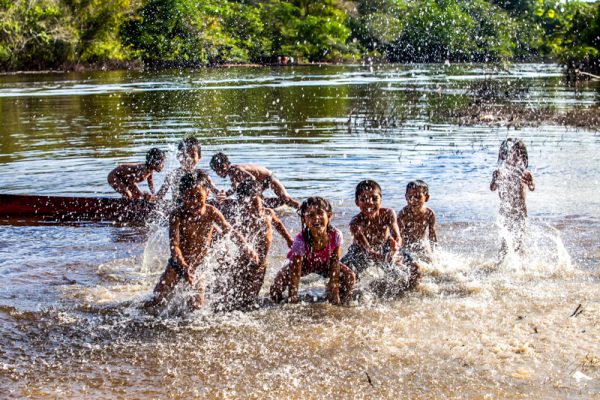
[522,170,535,191]
[428,210,438,247]
[289,256,303,303]
[147,172,155,195]
[270,210,294,247]
[349,218,372,251]
[327,246,342,305]
[386,209,402,249]
[204,174,222,196]
[490,170,499,191]
[155,171,172,199]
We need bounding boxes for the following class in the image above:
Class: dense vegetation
[0,0,598,71]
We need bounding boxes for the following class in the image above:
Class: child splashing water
[270,197,356,305]
[490,139,535,259]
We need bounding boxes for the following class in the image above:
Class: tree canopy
[0,0,598,70]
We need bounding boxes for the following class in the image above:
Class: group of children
[108,136,534,311]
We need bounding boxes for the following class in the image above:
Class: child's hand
[143,193,157,202]
[246,247,259,264]
[217,190,228,202]
[184,268,194,285]
[327,287,341,305]
[521,172,534,191]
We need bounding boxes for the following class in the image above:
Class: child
[490,138,535,256]
[341,180,401,276]
[210,152,300,209]
[398,180,437,262]
[147,173,258,311]
[107,148,165,200]
[217,180,294,309]
[156,137,220,202]
[270,196,355,305]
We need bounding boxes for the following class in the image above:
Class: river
[0,64,599,398]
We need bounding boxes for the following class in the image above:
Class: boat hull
[0,194,155,224]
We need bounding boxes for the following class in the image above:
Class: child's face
[154,160,165,173]
[213,163,228,178]
[356,188,382,217]
[405,188,429,209]
[182,186,207,210]
[302,205,331,237]
[182,147,200,170]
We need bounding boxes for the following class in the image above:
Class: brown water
[1,64,599,398]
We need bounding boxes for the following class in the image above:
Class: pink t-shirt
[287,228,343,273]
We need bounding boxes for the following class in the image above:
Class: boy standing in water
[147,173,258,311]
[398,180,437,263]
[342,180,420,291]
[156,137,221,202]
[107,148,165,200]
[490,138,534,256]
[209,152,301,208]
[217,180,294,309]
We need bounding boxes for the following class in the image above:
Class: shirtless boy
[341,180,401,279]
[156,137,220,202]
[217,180,294,309]
[107,148,165,200]
[209,152,300,208]
[147,173,258,311]
[397,180,437,262]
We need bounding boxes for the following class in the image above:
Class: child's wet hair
[146,148,165,167]
[406,180,429,195]
[235,179,262,200]
[498,138,528,168]
[210,152,229,170]
[355,179,382,202]
[177,137,200,159]
[179,171,208,196]
[298,196,334,249]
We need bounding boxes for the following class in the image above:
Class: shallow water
[1,64,599,398]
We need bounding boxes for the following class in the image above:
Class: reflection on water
[0,64,599,397]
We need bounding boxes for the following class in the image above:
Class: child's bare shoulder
[397,206,410,218]
[380,207,397,220]
[426,207,436,219]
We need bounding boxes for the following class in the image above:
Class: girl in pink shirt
[270,197,355,305]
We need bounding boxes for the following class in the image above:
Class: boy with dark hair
[209,152,300,208]
[157,137,220,202]
[397,180,437,262]
[108,147,165,200]
[147,173,258,311]
[342,180,404,280]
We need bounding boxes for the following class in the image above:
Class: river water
[0,64,599,398]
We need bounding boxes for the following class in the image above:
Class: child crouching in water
[342,180,420,292]
[270,197,355,305]
[108,148,165,200]
[146,173,258,312]
[490,138,535,257]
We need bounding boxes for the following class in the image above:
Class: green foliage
[0,0,598,71]
[0,0,77,70]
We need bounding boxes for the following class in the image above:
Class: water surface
[1,64,599,398]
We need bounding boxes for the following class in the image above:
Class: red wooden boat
[0,194,157,224]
